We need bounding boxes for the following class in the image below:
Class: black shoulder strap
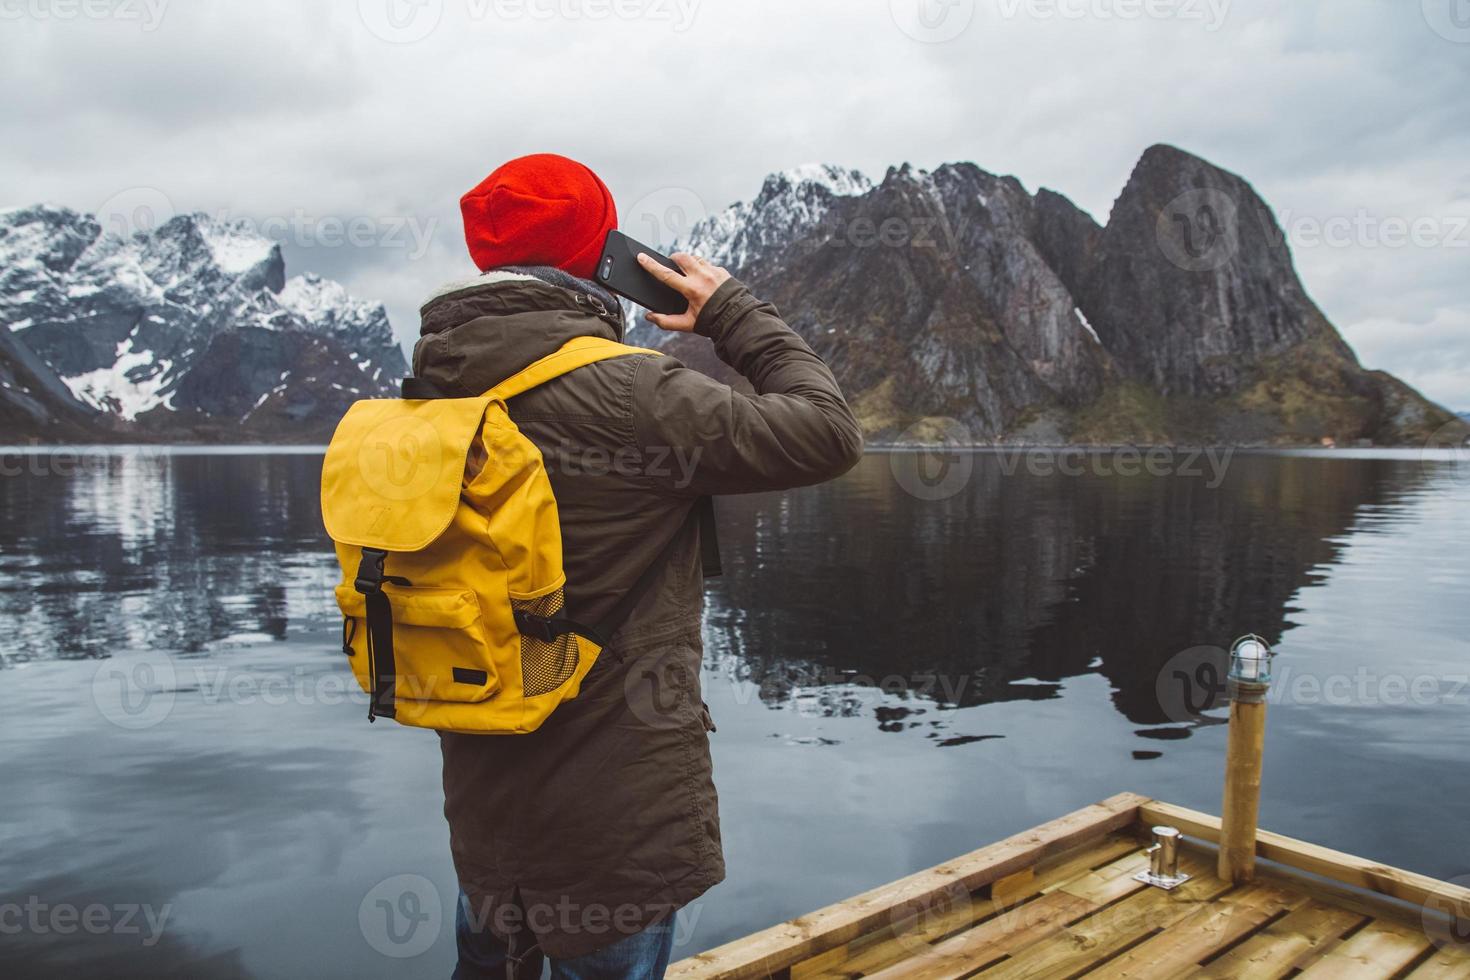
[697,495,722,578]
[400,377,451,400]
[514,497,721,651]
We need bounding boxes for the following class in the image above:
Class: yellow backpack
[321,336,667,735]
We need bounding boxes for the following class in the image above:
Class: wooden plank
[1404,945,1470,977]
[800,837,1144,980]
[1025,836,1143,904]
[792,942,861,980]
[976,853,1231,980]
[992,868,1037,908]
[860,891,1097,980]
[667,794,1147,980]
[1294,919,1436,979]
[1139,801,1470,914]
[1083,883,1304,979]
[1195,901,1368,978]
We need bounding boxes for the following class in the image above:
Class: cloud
[1,0,1466,408]
[1345,308,1470,410]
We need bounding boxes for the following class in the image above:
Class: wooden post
[1219,661,1270,885]
[1218,694,1267,882]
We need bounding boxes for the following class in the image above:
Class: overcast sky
[2,0,1467,408]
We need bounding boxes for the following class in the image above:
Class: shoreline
[0,442,1458,455]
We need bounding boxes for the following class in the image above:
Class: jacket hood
[412,267,627,398]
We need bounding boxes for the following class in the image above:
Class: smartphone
[595,230,689,316]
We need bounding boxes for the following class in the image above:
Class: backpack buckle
[513,610,558,643]
[355,548,411,594]
[354,549,388,594]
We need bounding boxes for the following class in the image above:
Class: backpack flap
[321,396,492,553]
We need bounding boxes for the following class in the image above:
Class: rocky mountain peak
[4,145,1458,447]
[140,212,286,294]
[658,145,1458,446]
[0,204,406,439]
[1068,142,1357,400]
[682,163,872,272]
[0,204,103,275]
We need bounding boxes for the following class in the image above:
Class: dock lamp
[1228,634,1274,688]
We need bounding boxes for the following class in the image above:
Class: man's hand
[637,252,731,332]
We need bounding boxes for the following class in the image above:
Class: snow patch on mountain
[278,273,388,336]
[199,218,276,275]
[1075,308,1101,345]
[781,163,873,199]
[681,163,873,270]
[0,204,407,431]
[63,333,175,421]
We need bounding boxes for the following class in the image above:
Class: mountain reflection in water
[2,447,1467,977]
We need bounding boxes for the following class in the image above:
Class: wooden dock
[668,792,1470,979]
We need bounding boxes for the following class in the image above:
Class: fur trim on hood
[420,265,624,335]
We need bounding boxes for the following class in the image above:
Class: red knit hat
[460,153,617,280]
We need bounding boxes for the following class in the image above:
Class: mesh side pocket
[512,589,580,697]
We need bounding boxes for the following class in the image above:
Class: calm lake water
[2,448,1468,977]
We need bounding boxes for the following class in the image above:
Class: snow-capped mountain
[682,163,873,271]
[0,205,406,439]
[636,149,1464,446]
[622,163,872,355]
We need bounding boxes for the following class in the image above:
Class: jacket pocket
[335,584,500,704]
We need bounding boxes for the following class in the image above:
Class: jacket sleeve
[631,278,864,496]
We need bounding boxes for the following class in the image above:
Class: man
[414,153,862,979]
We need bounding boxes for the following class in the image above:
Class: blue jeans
[452,892,676,980]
